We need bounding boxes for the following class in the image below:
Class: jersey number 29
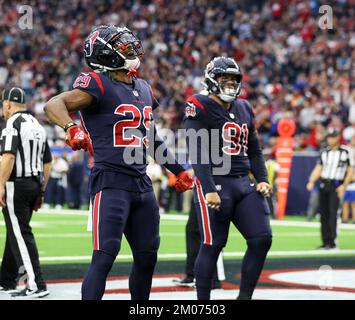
[113,104,153,147]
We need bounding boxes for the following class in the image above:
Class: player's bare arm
[246,128,273,198]
[337,166,354,198]
[44,89,94,129]
[150,125,194,192]
[0,153,15,207]
[43,162,52,189]
[307,163,322,192]
[44,89,94,155]
[33,160,52,212]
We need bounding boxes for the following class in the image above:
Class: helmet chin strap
[218,87,238,102]
[218,93,236,103]
[127,68,138,77]
[124,57,140,77]
[124,56,140,69]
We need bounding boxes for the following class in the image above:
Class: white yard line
[0,231,355,239]
[0,233,92,238]
[37,209,89,216]
[1,209,352,263]
[36,209,355,230]
[271,220,355,230]
[0,249,352,263]
[3,231,354,239]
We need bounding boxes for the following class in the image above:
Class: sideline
[36,209,355,230]
[0,249,352,263]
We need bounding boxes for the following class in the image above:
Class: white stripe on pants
[6,181,37,291]
[217,252,225,281]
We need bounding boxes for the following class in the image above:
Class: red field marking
[44,269,355,296]
[258,268,355,293]
[104,274,239,295]
[45,273,239,295]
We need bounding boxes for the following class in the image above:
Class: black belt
[320,178,342,182]
[320,178,342,187]
[12,176,40,182]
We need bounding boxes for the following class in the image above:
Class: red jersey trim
[89,71,105,95]
[187,96,206,112]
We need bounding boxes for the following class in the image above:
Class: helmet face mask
[216,74,242,102]
[110,32,144,60]
[203,57,242,102]
[84,26,144,72]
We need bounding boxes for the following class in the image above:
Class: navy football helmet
[203,57,242,102]
[84,25,144,72]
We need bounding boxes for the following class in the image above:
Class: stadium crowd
[0,0,354,212]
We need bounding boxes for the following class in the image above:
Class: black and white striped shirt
[320,145,354,181]
[0,111,52,180]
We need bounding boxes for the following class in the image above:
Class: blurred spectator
[264,149,279,218]
[342,180,355,224]
[1,0,354,212]
[146,159,164,213]
[342,135,355,223]
[343,124,355,143]
[0,0,353,152]
[306,181,320,221]
[0,116,4,132]
[43,152,69,209]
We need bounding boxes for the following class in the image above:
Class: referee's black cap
[1,87,26,104]
[326,128,340,137]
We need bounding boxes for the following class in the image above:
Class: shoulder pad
[185,95,207,119]
[73,71,104,96]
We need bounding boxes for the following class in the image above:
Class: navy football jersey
[73,71,183,193]
[184,94,268,193]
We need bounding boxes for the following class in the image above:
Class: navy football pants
[194,175,272,299]
[81,188,160,300]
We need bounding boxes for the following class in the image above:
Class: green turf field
[0,209,354,264]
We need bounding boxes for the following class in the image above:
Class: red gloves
[175,171,194,192]
[65,124,94,156]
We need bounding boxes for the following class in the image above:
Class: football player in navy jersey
[184,57,272,300]
[44,25,194,300]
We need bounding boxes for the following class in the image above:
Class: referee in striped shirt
[307,128,354,249]
[0,87,52,298]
